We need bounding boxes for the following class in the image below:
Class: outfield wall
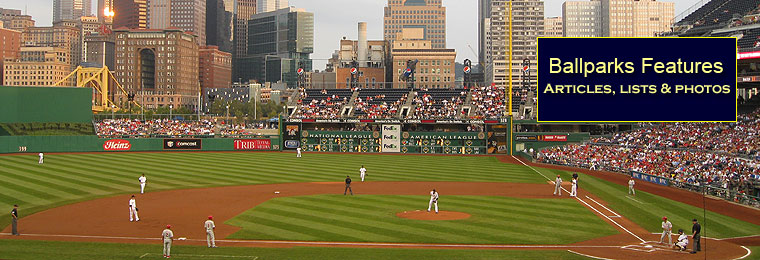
[0,136,281,153]
[513,132,591,152]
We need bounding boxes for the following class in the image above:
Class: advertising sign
[234,139,271,150]
[381,124,401,153]
[163,139,202,150]
[103,139,131,151]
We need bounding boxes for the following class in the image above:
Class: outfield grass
[0,239,588,260]
[0,152,544,228]
[226,194,617,244]
[532,167,760,239]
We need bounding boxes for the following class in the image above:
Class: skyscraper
[147,0,170,29]
[113,0,147,29]
[53,0,92,23]
[257,0,288,13]
[383,0,446,49]
[206,0,233,52]
[232,0,257,81]
[563,1,602,37]
[97,0,114,22]
[240,6,313,87]
[544,17,563,37]
[481,0,543,88]
[169,0,206,44]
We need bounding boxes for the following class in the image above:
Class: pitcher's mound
[396,210,471,220]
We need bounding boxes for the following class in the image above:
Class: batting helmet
[662,216,667,220]
[166,225,172,229]
[208,215,213,220]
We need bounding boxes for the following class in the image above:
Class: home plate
[274,191,280,194]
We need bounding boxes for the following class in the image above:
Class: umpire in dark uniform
[344,175,353,195]
[11,204,19,235]
[691,218,701,253]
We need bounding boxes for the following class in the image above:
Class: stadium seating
[353,89,410,119]
[409,89,467,119]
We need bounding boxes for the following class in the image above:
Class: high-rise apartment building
[0,8,35,31]
[199,45,232,91]
[53,0,92,23]
[22,21,82,68]
[0,27,22,85]
[240,6,313,88]
[562,1,602,37]
[113,0,147,29]
[481,0,543,87]
[544,17,564,37]
[113,28,200,109]
[3,46,72,86]
[257,0,288,13]
[383,0,446,49]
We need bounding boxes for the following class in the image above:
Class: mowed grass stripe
[225,221,321,241]
[76,153,211,187]
[86,154,241,186]
[228,194,616,244]
[29,158,135,191]
[0,157,116,194]
[0,168,83,199]
[0,175,59,203]
[237,211,385,241]
[0,162,91,196]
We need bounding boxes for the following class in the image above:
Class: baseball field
[1,152,759,259]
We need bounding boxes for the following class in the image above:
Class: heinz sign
[234,139,271,150]
[104,139,131,151]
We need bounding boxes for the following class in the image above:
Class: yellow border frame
[534,37,739,123]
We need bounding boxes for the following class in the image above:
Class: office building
[206,0,233,52]
[84,32,115,68]
[53,0,92,23]
[113,28,200,109]
[257,0,288,13]
[563,1,602,37]
[240,7,313,88]
[22,21,82,68]
[564,0,673,37]
[113,0,147,29]
[390,31,455,89]
[98,0,114,22]
[0,27,22,85]
[544,16,564,37]
[383,0,446,49]
[3,47,72,86]
[0,8,35,31]
[199,45,233,92]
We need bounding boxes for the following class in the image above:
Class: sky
[1,0,699,70]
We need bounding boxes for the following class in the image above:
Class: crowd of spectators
[293,89,349,119]
[96,119,215,137]
[537,109,760,204]
[470,85,506,119]
[96,119,277,137]
[409,92,465,119]
[353,94,407,119]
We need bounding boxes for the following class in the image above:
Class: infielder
[359,166,367,182]
[139,174,147,194]
[553,175,562,196]
[38,152,44,164]
[296,147,302,158]
[162,225,174,258]
[427,189,439,213]
[205,216,216,248]
[628,177,636,196]
[660,216,672,245]
[129,195,139,222]
[570,177,578,197]
[674,229,688,251]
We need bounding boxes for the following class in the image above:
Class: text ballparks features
[537,37,736,122]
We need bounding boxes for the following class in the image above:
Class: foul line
[512,156,646,243]
[585,196,621,218]
[626,196,646,204]
[0,233,622,249]
[567,250,615,260]
[139,253,258,259]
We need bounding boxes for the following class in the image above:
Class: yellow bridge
[53,66,141,112]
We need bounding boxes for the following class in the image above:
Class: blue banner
[631,171,669,186]
[537,37,736,122]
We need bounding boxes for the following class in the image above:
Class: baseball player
[674,229,688,251]
[139,174,147,194]
[344,175,353,195]
[628,177,636,196]
[570,177,578,197]
[427,189,439,213]
[359,166,367,182]
[38,152,44,164]
[205,216,216,248]
[296,147,302,158]
[162,225,174,258]
[128,195,139,222]
[660,216,672,245]
[553,175,563,196]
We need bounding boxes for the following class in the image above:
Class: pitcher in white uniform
[129,195,139,221]
[427,189,439,213]
[205,216,217,248]
[139,174,147,194]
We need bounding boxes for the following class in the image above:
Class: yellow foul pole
[508,1,513,155]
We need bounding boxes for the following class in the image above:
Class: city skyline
[1,0,697,70]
